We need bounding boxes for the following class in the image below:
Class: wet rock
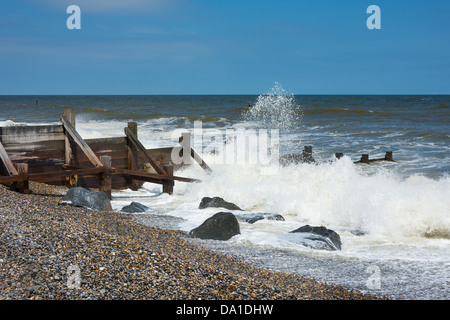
[121,202,149,213]
[199,197,243,211]
[236,213,285,224]
[289,225,341,251]
[350,229,366,236]
[189,212,240,241]
[59,187,112,211]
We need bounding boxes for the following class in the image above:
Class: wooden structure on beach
[286,146,395,165]
[0,109,208,198]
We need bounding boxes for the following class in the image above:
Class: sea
[1,84,449,300]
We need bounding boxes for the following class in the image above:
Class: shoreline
[0,182,385,300]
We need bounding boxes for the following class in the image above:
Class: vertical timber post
[126,122,140,191]
[162,164,174,195]
[14,163,29,194]
[385,151,393,161]
[361,154,369,164]
[99,155,112,199]
[63,109,76,164]
[63,109,78,187]
[302,146,315,163]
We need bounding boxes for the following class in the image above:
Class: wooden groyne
[281,146,395,165]
[0,109,207,198]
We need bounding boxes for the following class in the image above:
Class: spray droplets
[243,82,303,132]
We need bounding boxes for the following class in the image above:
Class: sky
[0,0,449,95]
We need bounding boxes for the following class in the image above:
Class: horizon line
[1,93,450,96]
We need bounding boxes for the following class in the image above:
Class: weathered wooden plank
[0,124,64,136]
[0,167,107,184]
[190,147,212,172]
[124,127,167,175]
[86,136,127,148]
[0,139,18,175]
[0,125,64,144]
[61,116,103,167]
[113,168,200,184]
[146,147,174,164]
[354,151,395,164]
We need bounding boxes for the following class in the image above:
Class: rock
[199,197,242,211]
[59,187,112,211]
[189,212,240,241]
[236,213,285,224]
[350,229,366,236]
[289,225,341,251]
[121,202,149,213]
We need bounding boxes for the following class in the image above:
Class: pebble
[0,182,386,300]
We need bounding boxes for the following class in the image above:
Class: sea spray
[179,155,450,241]
[242,82,303,132]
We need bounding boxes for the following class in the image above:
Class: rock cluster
[194,197,341,251]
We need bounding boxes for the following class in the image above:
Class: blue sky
[1,0,449,94]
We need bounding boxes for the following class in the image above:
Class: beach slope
[0,182,383,300]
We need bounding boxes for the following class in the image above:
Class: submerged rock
[289,225,341,251]
[189,212,240,241]
[59,187,112,212]
[121,202,149,213]
[199,197,243,211]
[236,213,285,224]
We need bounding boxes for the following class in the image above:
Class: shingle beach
[0,182,384,300]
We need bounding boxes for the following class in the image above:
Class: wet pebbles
[0,182,384,300]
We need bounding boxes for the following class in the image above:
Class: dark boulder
[189,212,240,241]
[59,187,112,212]
[121,202,149,213]
[236,213,285,224]
[199,197,243,211]
[289,225,341,251]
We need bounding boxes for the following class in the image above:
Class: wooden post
[302,146,315,163]
[361,154,369,164]
[99,155,112,199]
[126,122,140,191]
[14,163,29,194]
[63,109,78,188]
[63,109,77,164]
[162,164,174,195]
[385,151,394,161]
